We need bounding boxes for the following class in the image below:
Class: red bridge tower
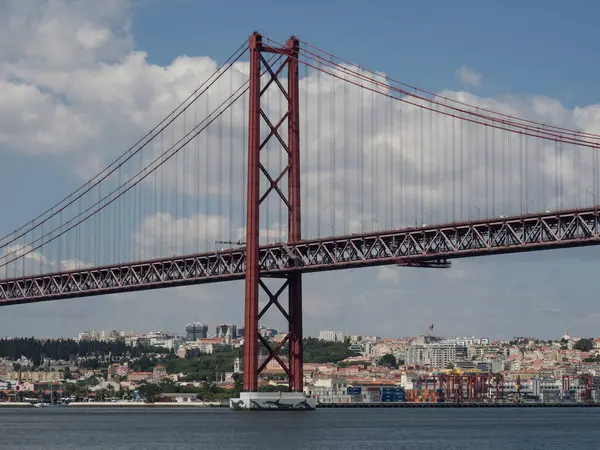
[231,32,314,410]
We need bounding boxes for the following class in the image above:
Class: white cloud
[0,79,97,155]
[0,0,132,71]
[59,259,92,271]
[456,65,482,87]
[133,213,288,258]
[133,212,232,258]
[76,22,112,51]
[0,244,91,277]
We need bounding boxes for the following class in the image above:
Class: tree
[107,384,115,399]
[65,383,78,395]
[31,346,42,367]
[137,383,162,402]
[0,337,162,363]
[446,363,455,370]
[279,339,359,364]
[131,355,156,372]
[337,360,371,368]
[378,354,397,368]
[62,367,72,379]
[574,338,594,352]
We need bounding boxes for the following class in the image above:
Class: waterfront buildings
[1,326,600,406]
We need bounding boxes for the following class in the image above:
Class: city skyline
[0,322,583,343]
[1,1,600,339]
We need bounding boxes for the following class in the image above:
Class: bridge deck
[1,206,599,305]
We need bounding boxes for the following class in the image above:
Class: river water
[2,407,599,449]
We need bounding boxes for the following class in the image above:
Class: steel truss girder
[2,206,600,305]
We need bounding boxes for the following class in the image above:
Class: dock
[317,402,600,408]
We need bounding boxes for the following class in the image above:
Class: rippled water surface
[2,407,600,449]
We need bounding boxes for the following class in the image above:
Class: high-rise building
[185,322,208,341]
[216,324,237,340]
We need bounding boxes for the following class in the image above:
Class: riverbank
[2,401,599,408]
[0,403,34,408]
[318,402,600,408]
[69,401,227,407]
[0,401,228,408]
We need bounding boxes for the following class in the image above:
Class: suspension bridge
[1,32,600,409]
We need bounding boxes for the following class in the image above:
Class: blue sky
[133,0,600,107]
[0,0,599,340]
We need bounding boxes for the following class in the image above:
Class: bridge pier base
[230,392,316,411]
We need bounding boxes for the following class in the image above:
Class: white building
[79,329,130,342]
[147,331,177,350]
[442,336,490,346]
[468,344,506,360]
[318,330,346,343]
[405,343,468,368]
